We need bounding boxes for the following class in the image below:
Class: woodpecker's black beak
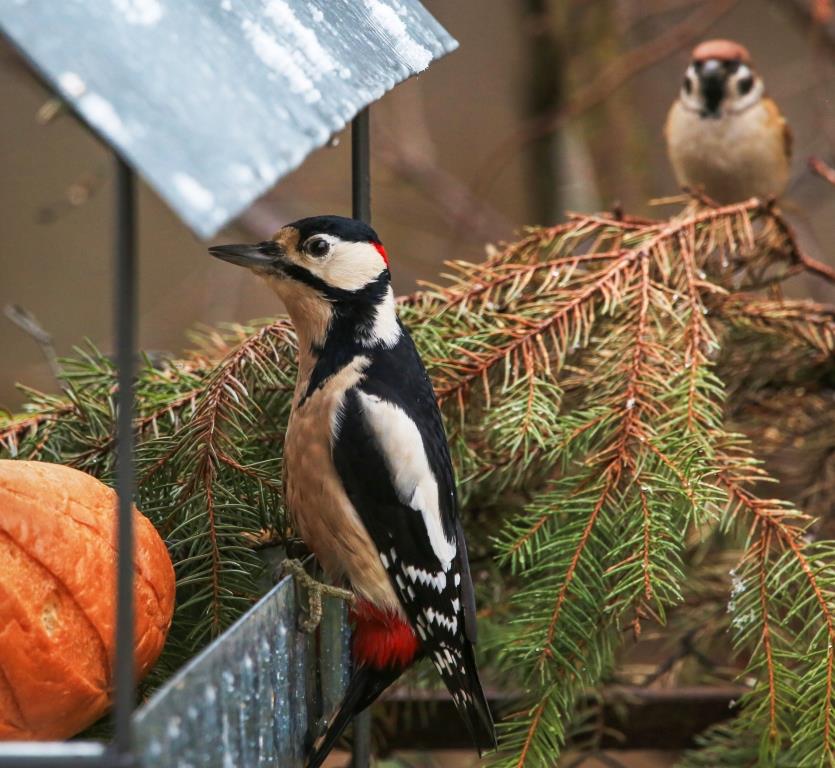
[698,59,726,118]
[208,242,283,270]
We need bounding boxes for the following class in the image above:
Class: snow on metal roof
[0,0,457,237]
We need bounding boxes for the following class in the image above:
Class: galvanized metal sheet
[133,569,351,767]
[0,0,457,237]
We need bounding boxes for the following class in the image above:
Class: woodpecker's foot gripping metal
[280,558,356,633]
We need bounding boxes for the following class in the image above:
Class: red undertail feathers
[350,600,421,669]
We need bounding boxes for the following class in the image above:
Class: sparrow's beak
[208,243,283,270]
[698,59,725,117]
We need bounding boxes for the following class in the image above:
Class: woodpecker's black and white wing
[332,326,496,751]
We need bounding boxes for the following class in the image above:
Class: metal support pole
[350,108,372,768]
[112,155,136,763]
[351,108,371,224]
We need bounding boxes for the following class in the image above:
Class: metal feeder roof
[0,0,457,237]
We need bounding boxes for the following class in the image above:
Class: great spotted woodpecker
[665,39,791,203]
[209,216,497,765]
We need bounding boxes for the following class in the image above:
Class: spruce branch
[717,295,835,357]
[2,199,834,764]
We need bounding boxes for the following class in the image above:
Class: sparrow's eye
[305,237,331,258]
[737,76,754,96]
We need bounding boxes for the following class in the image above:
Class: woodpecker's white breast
[665,98,790,203]
[283,355,402,614]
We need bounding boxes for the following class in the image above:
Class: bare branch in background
[518,0,565,223]
[233,199,294,240]
[620,0,710,23]
[3,304,61,381]
[814,0,834,24]
[375,91,512,245]
[775,0,835,152]
[769,200,835,285]
[810,156,835,186]
[777,0,835,51]
[36,168,107,224]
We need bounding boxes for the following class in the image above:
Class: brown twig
[516,698,548,768]
[810,156,835,187]
[757,526,779,740]
[0,404,75,453]
[768,204,835,285]
[718,295,835,355]
[542,476,614,663]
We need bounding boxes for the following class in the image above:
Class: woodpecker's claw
[280,558,356,633]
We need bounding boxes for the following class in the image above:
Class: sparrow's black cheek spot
[683,76,692,95]
[738,76,754,96]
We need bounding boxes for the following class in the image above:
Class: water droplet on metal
[167,716,182,739]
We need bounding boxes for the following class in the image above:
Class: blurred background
[2,0,834,412]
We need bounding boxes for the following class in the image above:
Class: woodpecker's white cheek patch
[356,392,456,568]
[309,241,387,292]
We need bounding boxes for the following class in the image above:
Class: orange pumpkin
[0,460,175,740]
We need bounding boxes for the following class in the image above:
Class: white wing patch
[357,391,456,569]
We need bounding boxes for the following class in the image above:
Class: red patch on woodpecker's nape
[372,241,389,268]
[350,600,420,670]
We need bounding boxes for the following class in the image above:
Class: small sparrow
[665,39,791,204]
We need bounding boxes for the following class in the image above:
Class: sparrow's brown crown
[691,39,751,64]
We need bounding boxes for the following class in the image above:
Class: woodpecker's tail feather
[306,645,496,767]
[454,641,497,755]
[305,664,401,768]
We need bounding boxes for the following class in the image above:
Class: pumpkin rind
[0,460,175,740]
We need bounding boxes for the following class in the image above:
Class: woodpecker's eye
[305,237,330,258]
[737,76,754,96]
